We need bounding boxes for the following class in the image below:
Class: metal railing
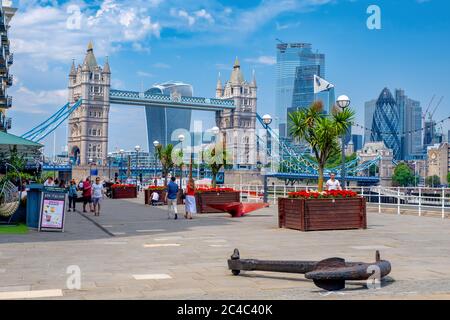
[221,184,450,219]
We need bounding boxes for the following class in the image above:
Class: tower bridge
[22,43,385,185]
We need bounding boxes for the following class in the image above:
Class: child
[151,191,160,206]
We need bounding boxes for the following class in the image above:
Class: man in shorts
[82,177,93,213]
[92,177,104,216]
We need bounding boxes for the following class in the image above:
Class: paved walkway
[1,194,450,300]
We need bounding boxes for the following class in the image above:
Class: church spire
[83,41,98,70]
[69,59,76,76]
[250,69,256,87]
[103,56,111,74]
[233,56,240,68]
[230,57,244,84]
[216,72,222,89]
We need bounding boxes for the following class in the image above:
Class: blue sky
[6,0,450,156]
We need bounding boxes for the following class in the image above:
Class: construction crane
[428,96,443,121]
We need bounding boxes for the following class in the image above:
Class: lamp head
[211,126,220,135]
[337,95,351,109]
[178,134,185,142]
[262,114,272,125]
[153,140,160,147]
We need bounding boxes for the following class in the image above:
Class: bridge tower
[67,42,110,167]
[215,58,257,168]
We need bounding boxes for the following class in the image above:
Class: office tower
[395,89,422,159]
[351,134,363,152]
[367,88,422,160]
[145,82,193,156]
[423,120,436,148]
[371,88,402,160]
[364,99,377,144]
[276,42,325,137]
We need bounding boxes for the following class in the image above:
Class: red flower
[111,184,136,189]
[288,190,358,199]
[196,187,237,193]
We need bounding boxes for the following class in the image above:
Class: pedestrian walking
[184,178,197,220]
[68,179,77,212]
[82,177,94,213]
[166,176,179,220]
[92,177,104,216]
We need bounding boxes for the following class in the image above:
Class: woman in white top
[325,173,342,191]
[92,177,104,216]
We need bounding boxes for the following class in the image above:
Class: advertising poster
[39,187,67,232]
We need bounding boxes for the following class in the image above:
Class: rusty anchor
[227,249,391,291]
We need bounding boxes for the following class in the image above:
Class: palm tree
[155,144,175,186]
[289,101,355,192]
[203,143,228,188]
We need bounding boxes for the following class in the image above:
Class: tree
[155,144,175,186]
[203,142,229,188]
[426,175,441,187]
[289,101,355,192]
[392,163,415,187]
[447,172,450,186]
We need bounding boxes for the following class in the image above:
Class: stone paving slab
[1,193,450,299]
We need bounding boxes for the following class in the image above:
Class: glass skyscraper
[275,43,325,137]
[371,88,402,160]
[145,82,193,156]
[367,88,422,160]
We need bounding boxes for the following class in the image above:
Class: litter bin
[26,184,43,229]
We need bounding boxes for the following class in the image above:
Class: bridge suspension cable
[255,113,385,178]
[21,99,82,143]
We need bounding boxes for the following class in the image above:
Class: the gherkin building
[371,88,401,159]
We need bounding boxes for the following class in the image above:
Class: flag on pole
[314,75,334,94]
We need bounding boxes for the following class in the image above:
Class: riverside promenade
[1,194,450,300]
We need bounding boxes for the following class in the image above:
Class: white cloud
[171,8,215,27]
[245,56,277,66]
[10,1,162,63]
[152,62,171,69]
[10,85,67,115]
[137,71,154,77]
[177,9,196,26]
[195,9,215,24]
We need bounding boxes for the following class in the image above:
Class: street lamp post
[178,134,185,189]
[262,114,273,168]
[88,158,94,180]
[336,95,351,189]
[107,152,113,181]
[119,149,125,182]
[135,145,141,189]
[153,140,160,186]
[262,115,272,204]
[211,126,221,177]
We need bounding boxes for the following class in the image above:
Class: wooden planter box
[112,186,137,199]
[278,197,367,231]
[195,191,241,213]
